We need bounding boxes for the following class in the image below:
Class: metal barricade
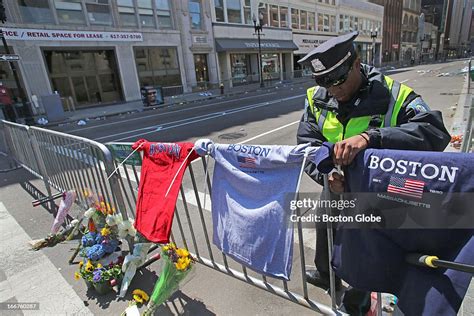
[1,122,345,314]
[107,142,340,315]
[1,120,128,223]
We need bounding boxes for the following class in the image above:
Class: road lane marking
[239,120,300,144]
[99,94,305,142]
[66,92,277,133]
[401,79,409,83]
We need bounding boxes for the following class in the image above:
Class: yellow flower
[169,242,176,249]
[79,261,84,268]
[101,227,111,236]
[176,257,191,271]
[132,289,149,304]
[176,248,189,258]
[97,263,103,268]
[85,260,93,272]
[74,272,81,280]
[162,245,169,252]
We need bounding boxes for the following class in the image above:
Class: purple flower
[92,270,102,282]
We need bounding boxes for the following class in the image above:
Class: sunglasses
[315,65,353,88]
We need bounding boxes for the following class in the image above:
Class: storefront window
[280,6,288,28]
[330,15,336,32]
[262,53,280,80]
[300,10,307,30]
[44,50,123,107]
[291,8,299,29]
[258,3,268,27]
[118,0,137,27]
[318,13,323,32]
[344,15,350,32]
[244,0,252,24]
[156,0,172,28]
[193,54,209,84]
[54,0,85,25]
[86,0,112,26]
[339,15,343,32]
[323,14,329,32]
[270,5,279,27]
[134,47,182,88]
[214,0,224,22]
[227,0,242,23]
[308,12,315,31]
[230,54,250,83]
[189,0,202,29]
[138,0,155,28]
[18,0,54,24]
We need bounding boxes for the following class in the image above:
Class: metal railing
[1,120,128,221]
[2,121,352,314]
[461,59,473,153]
[108,142,340,315]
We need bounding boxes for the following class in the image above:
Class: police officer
[296,32,451,298]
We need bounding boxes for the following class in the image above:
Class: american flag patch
[387,176,425,199]
[237,155,257,168]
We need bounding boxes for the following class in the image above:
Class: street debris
[199,91,213,96]
[36,117,49,125]
[77,119,87,126]
[450,134,463,149]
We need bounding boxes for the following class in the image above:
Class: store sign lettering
[244,42,281,48]
[2,28,143,42]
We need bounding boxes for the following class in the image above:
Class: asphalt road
[54,59,466,147]
[2,59,468,316]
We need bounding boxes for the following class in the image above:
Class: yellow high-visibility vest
[306,76,413,142]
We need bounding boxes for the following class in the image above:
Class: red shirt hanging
[132,139,199,243]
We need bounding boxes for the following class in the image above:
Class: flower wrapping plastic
[143,246,194,315]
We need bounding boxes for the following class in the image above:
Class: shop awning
[215,38,298,52]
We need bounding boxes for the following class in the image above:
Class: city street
[0,59,471,316]
[53,60,466,147]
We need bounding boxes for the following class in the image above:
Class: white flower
[106,213,123,227]
[84,207,95,219]
[118,220,136,238]
[70,219,79,226]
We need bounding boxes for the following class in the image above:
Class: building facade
[2,0,219,112]
[401,0,421,62]
[368,0,403,63]
[210,0,384,86]
[338,0,384,66]
[444,0,472,57]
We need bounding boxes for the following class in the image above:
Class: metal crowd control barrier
[1,120,349,315]
[1,120,128,224]
[108,142,342,315]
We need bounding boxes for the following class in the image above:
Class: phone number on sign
[110,34,142,40]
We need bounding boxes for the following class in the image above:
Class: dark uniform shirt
[296,64,451,184]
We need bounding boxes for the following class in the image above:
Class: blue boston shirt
[195,139,320,280]
[313,144,474,316]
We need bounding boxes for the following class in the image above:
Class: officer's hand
[329,173,345,194]
[333,134,369,166]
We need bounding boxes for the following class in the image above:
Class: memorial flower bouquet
[74,258,124,294]
[143,243,196,315]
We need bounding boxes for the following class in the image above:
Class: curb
[447,70,472,152]
[44,79,313,128]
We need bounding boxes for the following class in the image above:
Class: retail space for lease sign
[2,28,143,42]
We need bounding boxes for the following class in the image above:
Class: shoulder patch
[406,97,430,114]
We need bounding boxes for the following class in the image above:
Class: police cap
[298,32,358,87]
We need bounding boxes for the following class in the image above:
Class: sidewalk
[41,77,313,128]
